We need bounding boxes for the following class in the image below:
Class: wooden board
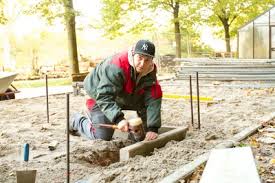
[71,72,89,82]
[120,126,188,161]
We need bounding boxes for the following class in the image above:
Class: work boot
[69,114,80,136]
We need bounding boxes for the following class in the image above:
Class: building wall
[239,23,253,59]
[238,7,275,59]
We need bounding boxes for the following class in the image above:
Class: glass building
[238,6,275,59]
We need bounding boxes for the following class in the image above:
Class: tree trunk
[3,27,11,69]
[224,24,231,52]
[173,1,181,58]
[186,32,192,57]
[2,1,16,71]
[3,25,16,71]
[31,48,39,75]
[65,0,79,75]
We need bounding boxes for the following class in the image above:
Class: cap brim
[134,51,154,58]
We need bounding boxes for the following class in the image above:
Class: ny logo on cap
[141,43,148,50]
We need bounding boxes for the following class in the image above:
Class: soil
[0,80,275,183]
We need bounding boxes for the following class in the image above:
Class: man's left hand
[145,131,158,141]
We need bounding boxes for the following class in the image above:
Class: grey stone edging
[159,112,275,183]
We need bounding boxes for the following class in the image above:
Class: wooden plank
[177,74,275,78]
[199,147,261,183]
[114,126,177,139]
[158,126,176,134]
[158,76,176,81]
[177,69,275,73]
[179,62,275,66]
[119,126,188,161]
[178,65,275,68]
[71,72,89,82]
[174,58,275,64]
[177,71,274,75]
[176,75,275,81]
[160,83,275,89]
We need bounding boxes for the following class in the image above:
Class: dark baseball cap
[134,40,155,58]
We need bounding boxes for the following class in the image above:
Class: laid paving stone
[263,133,275,138]
[263,127,275,133]
[258,137,275,144]
[199,147,261,183]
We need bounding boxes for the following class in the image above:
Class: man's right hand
[117,120,129,132]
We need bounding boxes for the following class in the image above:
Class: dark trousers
[71,101,147,141]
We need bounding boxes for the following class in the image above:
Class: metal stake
[189,75,194,127]
[196,72,201,129]
[66,93,70,183]
[46,75,49,123]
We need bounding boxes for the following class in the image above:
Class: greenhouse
[238,6,275,59]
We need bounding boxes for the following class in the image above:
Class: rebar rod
[189,75,194,127]
[46,75,49,123]
[66,93,70,183]
[196,72,201,129]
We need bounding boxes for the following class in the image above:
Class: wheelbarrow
[0,72,19,100]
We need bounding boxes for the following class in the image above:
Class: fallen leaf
[258,166,266,174]
[249,137,260,147]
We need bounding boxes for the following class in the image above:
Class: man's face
[133,54,153,74]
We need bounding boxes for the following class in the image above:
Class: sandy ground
[0,80,275,183]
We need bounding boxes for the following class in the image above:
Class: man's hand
[145,131,158,141]
[117,120,129,132]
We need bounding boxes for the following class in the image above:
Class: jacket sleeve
[144,80,162,132]
[95,64,125,123]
